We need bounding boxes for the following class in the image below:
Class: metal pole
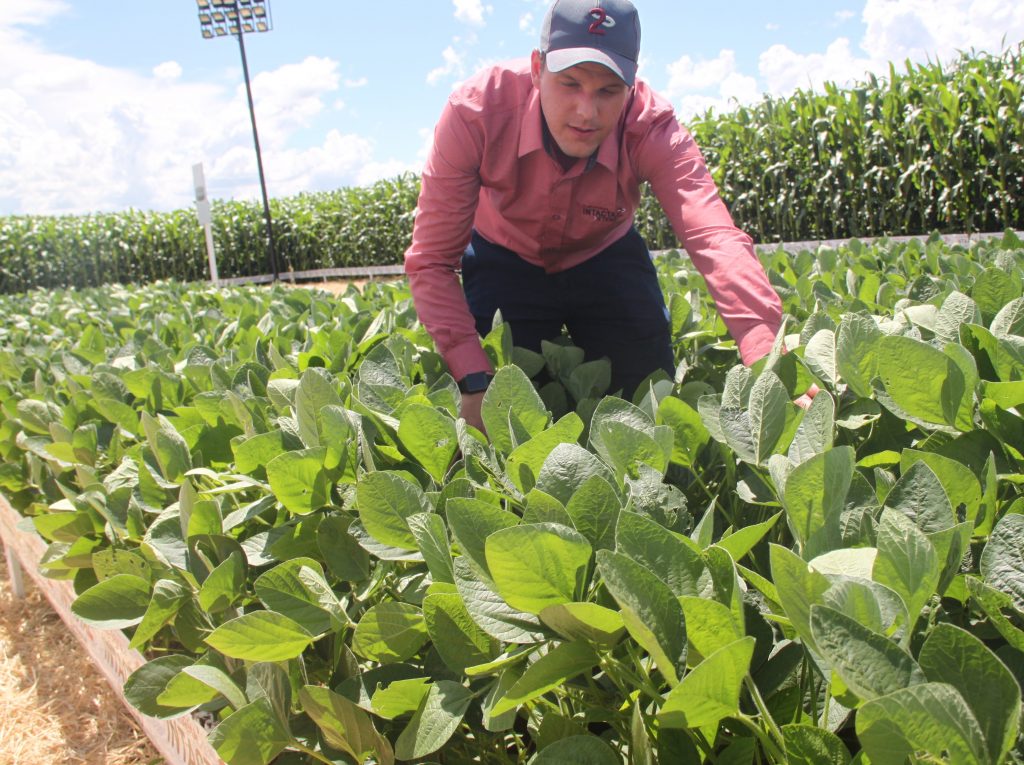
[232,3,279,281]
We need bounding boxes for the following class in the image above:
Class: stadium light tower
[196,0,279,281]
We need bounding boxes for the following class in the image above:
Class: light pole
[196,0,280,281]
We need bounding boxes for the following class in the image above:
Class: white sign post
[192,162,219,284]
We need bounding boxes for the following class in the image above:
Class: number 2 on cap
[588,7,607,34]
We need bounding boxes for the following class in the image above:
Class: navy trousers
[461,227,674,398]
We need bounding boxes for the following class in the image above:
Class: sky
[1,1,1022,217]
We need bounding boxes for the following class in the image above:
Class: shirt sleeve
[404,99,494,380]
[636,113,782,366]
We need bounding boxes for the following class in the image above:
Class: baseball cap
[539,0,641,86]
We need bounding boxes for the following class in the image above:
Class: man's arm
[638,113,783,366]
[405,98,494,404]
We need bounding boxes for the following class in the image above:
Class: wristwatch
[457,371,493,394]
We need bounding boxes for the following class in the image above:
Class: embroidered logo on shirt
[583,205,626,223]
[587,8,616,34]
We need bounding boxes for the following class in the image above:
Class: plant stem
[289,740,337,764]
[744,676,786,750]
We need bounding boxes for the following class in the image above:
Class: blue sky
[1,0,1022,215]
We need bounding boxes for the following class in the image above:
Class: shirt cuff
[445,337,495,381]
[736,323,779,366]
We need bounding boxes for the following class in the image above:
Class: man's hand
[460,391,487,433]
[795,383,820,410]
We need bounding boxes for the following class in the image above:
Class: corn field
[1,45,1022,294]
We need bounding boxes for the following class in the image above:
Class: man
[405,0,791,432]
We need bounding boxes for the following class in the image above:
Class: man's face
[531,50,630,159]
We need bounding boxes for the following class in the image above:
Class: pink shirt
[404,59,782,380]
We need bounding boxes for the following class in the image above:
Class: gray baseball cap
[540,0,641,85]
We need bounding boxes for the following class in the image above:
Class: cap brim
[545,47,636,86]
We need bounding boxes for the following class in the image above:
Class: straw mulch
[0,548,162,765]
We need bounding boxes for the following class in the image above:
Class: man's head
[539,0,641,87]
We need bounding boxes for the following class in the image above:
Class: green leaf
[659,637,755,734]
[453,557,545,644]
[209,698,291,765]
[423,593,499,673]
[872,509,940,626]
[781,724,851,765]
[769,544,831,657]
[352,602,428,663]
[295,366,342,448]
[407,512,454,585]
[615,510,704,597]
[836,313,883,398]
[355,470,432,550]
[717,512,781,563]
[505,412,584,493]
[71,573,150,629]
[198,550,246,613]
[130,579,190,649]
[394,680,474,760]
[481,365,550,455]
[980,512,1024,610]
[747,370,791,463]
[317,514,370,582]
[253,557,343,636]
[447,497,519,579]
[205,611,314,661]
[265,446,329,515]
[123,654,195,718]
[787,390,835,464]
[884,459,954,533]
[900,449,981,528]
[531,735,621,764]
[804,329,838,387]
[679,596,744,661]
[486,523,592,614]
[809,604,924,702]
[656,395,710,469]
[856,683,988,765]
[538,602,625,649]
[563,475,620,552]
[596,549,686,685]
[160,664,247,710]
[299,685,395,765]
[491,641,598,716]
[783,445,854,559]
[919,623,1022,763]
[141,411,192,483]
[398,403,458,482]
[875,335,966,430]
[536,443,617,507]
[371,677,431,720]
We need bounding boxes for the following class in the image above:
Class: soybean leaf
[656,395,710,469]
[538,602,626,649]
[130,579,190,649]
[371,677,431,720]
[253,556,344,636]
[446,497,519,580]
[453,557,546,644]
[658,637,755,738]
[299,685,395,765]
[397,403,458,482]
[872,509,940,628]
[394,680,474,760]
[209,698,291,765]
[980,512,1024,610]
[679,596,744,661]
[809,604,924,701]
[481,365,549,455]
[71,573,150,629]
[884,459,955,533]
[123,654,196,719]
[352,602,428,663]
[423,592,499,673]
[596,549,686,685]
[265,446,329,516]
[856,683,988,765]
[486,523,592,614]
[505,412,584,493]
[783,445,854,559]
[141,411,192,483]
[919,623,1022,763]
[206,611,314,661]
[407,512,455,585]
[536,443,618,507]
[564,475,620,552]
[355,470,432,550]
[531,735,620,764]
[614,510,704,597]
[781,724,851,765]
[490,641,598,716]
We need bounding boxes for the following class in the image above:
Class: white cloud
[759,37,873,94]
[861,0,1024,63]
[427,45,467,86]
[344,77,368,88]
[454,0,491,26]
[519,12,535,34]
[0,6,408,214]
[665,50,761,120]
[153,61,182,81]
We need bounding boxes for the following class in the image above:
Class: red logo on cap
[588,7,608,35]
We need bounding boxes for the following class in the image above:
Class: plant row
[0,234,1023,763]
[3,44,1023,294]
